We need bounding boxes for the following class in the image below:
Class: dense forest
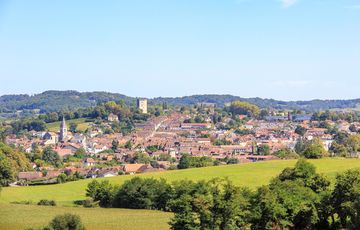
[1,91,360,118]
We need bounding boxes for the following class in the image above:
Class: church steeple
[59,116,67,142]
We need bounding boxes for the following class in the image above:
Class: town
[3,97,360,186]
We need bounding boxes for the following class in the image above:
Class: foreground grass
[0,203,172,230]
[1,158,360,206]
[46,118,92,132]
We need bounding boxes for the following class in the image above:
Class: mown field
[0,203,172,230]
[1,158,360,230]
[46,118,93,132]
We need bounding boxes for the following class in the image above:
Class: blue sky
[0,0,359,100]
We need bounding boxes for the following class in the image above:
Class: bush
[73,199,97,208]
[49,213,85,230]
[37,199,56,206]
[11,200,34,205]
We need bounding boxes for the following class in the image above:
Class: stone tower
[59,117,67,142]
[137,99,148,114]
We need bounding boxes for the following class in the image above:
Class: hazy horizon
[1,89,360,102]
[0,0,359,100]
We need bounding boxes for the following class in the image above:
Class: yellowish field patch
[46,118,92,132]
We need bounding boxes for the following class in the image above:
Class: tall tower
[137,99,148,114]
[59,117,67,142]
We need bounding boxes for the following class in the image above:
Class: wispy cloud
[280,0,299,8]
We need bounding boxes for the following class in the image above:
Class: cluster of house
[6,109,359,185]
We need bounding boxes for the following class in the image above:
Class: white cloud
[280,0,299,8]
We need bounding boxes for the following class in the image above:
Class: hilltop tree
[228,101,260,118]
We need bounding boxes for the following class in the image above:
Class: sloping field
[1,158,360,205]
[46,118,92,132]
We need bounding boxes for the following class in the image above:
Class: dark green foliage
[130,152,151,164]
[257,144,270,156]
[0,142,31,186]
[331,169,360,229]
[42,147,62,167]
[302,141,328,159]
[86,180,116,208]
[113,177,173,210]
[49,213,85,230]
[37,199,56,206]
[57,173,67,184]
[69,123,77,133]
[273,148,299,159]
[213,139,231,146]
[145,145,162,153]
[225,157,239,164]
[228,101,260,117]
[295,125,307,136]
[250,159,329,229]
[73,148,86,159]
[251,180,320,229]
[170,178,252,230]
[0,152,14,186]
[277,159,330,193]
[111,139,119,151]
[178,154,214,169]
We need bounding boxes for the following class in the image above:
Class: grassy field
[46,118,93,132]
[1,158,360,206]
[0,203,172,230]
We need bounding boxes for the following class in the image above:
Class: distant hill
[1,90,360,117]
[152,95,360,112]
[0,91,135,116]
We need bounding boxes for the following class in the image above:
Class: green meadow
[0,203,172,230]
[1,158,360,229]
[46,118,92,132]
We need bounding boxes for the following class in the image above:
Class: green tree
[302,139,328,159]
[74,148,86,159]
[295,126,307,136]
[85,180,115,208]
[229,101,260,117]
[42,147,62,167]
[257,144,270,156]
[130,152,151,164]
[111,139,119,151]
[170,178,251,230]
[273,148,299,159]
[57,173,67,184]
[0,152,14,186]
[331,169,360,228]
[69,123,78,133]
[113,177,173,210]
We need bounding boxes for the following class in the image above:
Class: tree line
[84,159,360,229]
